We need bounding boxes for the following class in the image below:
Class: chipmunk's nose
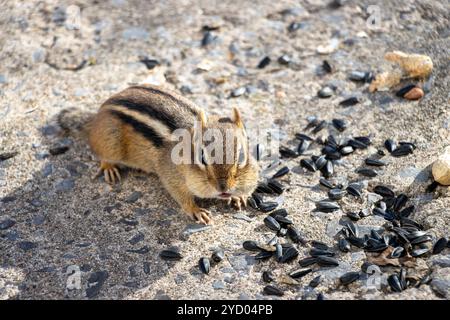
[217,179,228,192]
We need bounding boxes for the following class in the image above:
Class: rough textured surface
[0,0,449,300]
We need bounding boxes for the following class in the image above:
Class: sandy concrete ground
[0,0,449,300]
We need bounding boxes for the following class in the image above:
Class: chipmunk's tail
[57,107,95,138]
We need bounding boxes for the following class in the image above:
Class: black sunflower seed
[273,215,293,226]
[267,236,278,246]
[295,133,314,141]
[391,144,414,157]
[315,156,327,170]
[0,152,18,161]
[280,246,299,263]
[272,166,290,179]
[243,241,260,252]
[365,158,386,166]
[316,256,339,267]
[258,202,278,213]
[49,146,69,156]
[426,181,439,193]
[139,57,160,70]
[357,168,378,177]
[339,97,359,107]
[301,159,317,172]
[410,235,432,245]
[262,271,275,283]
[399,141,417,150]
[338,238,351,252]
[390,247,404,258]
[316,200,340,213]
[267,179,284,195]
[432,237,448,255]
[411,248,430,257]
[332,119,347,132]
[201,31,216,46]
[305,117,319,130]
[373,185,395,198]
[340,272,360,285]
[396,84,416,97]
[287,226,307,244]
[264,216,281,232]
[248,197,258,209]
[346,211,360,221]
[310,248,335,257]
[269,208,288,218]
[348,71,366,82]
[319,178,334,189]
[355,136,371,145]
[263,285,284,296]
[311,240,329,250]
[347,139,368,149]
[388,274,403,292]
[312,120,327,134]
[321,160,334,178]
[346,236,366,248]
[159,249,183,261]
[328,188,346,200]
[257,56,271,69]
[297,139,311,155]
[212,249,225,263]
[256,183,273,194]
[394,194,408,212]
[323,60,333,73]
[399,268,407,290]
[199,257,211,274]
[309,275,322,288]
[252,193,264,206]
[278,55,291,65]
[344,221,359,238]
[279,146,298,158]
[275,243,283,261]
[255,250,274,260]
[290,268,312,278]
[384,139,397,153]
[346,183,362,197]
[298,257,318,267]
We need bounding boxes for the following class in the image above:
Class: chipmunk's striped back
[101,85,201,148]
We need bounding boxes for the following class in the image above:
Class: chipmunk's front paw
[93,161,121,184]
[186,207,212,225]
[226,195,248,211]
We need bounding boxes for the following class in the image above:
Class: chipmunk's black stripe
[108,98,179,132]
[110,110,164,147]
[130,85,199,117]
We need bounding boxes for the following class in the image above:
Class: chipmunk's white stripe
[108,105,173,141]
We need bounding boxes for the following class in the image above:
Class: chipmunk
[86,84,259,224]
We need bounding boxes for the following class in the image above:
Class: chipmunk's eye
[201,149,208,166]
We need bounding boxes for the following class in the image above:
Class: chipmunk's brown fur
[87,85,259,224]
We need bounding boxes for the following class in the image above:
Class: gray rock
[128,232,144,245]
[367,192,383,204]
[5,230,19,241]
[126,246,149,254]
[32,215,46,225]
[233,213,253,222]
[42,163,53,177]
[429,255,450,268]
[122,27,149,40]
[430,279,450,299]
[30,198,44,207]
[228,254,254,273]
[0,218,16,230]
[125,191,142,203]
[318,86,333,98]
[74,88,89,97]
[317,261,352,281]
[133,207,151,216]
[41,125,59,136]
[143,262,151,274]
[223,275,235,284]
[86,271,108,299]
[18,241,38,251]
[182,223,211,237]
[120,218,139,226]
[154,290,171,300]
[430,267,450,298]
[231,87,246,97]
[32,48,46,63]
[55,179,75,192]
[212,280,226,289]
[398,167,430,182]
[238,293,251,300]
[52,6,66,25]
[0,74,6,84]
[175,274,186,284]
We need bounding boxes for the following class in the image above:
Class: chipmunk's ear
[232,107,243,128]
